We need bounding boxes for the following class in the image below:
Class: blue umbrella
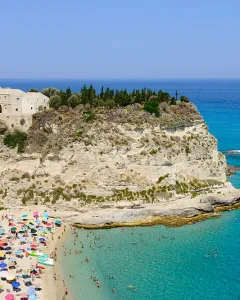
[27,286,36,295]
[43,212,48,219]
[11,281,20,287]
[0,262,7,268]
[15,250,23,255]
[29,294,37,300]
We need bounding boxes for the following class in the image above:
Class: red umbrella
[30,244,37,248]
[36,265,45,269]
[46,222,51,227]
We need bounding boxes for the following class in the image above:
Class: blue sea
[1,79,240,299]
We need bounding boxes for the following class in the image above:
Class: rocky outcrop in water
[0,102,239,225]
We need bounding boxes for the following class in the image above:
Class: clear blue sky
[1,0,240,79]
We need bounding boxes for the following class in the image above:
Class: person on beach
[85,256,89,262]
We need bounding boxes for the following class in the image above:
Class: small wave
[225,150,240,155]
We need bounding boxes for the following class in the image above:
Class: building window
[16,108,18,111]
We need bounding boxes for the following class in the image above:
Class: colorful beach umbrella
[6,273,15,281]
[27,286,36,295]
[5,294,14,300]
[33,212,39,217]
[0,270,8,277]
[21,214,28,219]
[43,212,48,219]
[15,249,23,255]
[11,281,20,288]
[10,227,17,231]
[0,262,7,268]
[29,295,37,300]
[8,257,16,261]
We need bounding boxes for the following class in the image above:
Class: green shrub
[49,95,62,109]
[76,130,83,137]
[185,146,191,155]
[4,130,27,153]
[149,149,158,155]
[84,110,95,122]
[144,100,160,117]
[180,96,189,103]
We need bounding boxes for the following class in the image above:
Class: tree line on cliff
[34,86,189,117]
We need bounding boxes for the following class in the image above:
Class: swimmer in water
[112,287,116,292]
[129,285,136,291]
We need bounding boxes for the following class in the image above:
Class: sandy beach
[0,207,71,300]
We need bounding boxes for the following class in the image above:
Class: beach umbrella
[0,228,5,234]
[46,222,51,227]
[0,270,8,277]
[0,262,7,268]
[43,212,48,219]
[21,214,28,219]
[5,294,15,300]
[0,251,5,257]
[36,265,45,269]
[6,273,15,281]
[27,286,36,295]
[11,281,20,288]
[29,295,37,300]
[33,212,39,217]
[10,227,17,231]
[55,219,62,225]
[4,246,11,251]
[8,257,16,262]
[15,250,23,255]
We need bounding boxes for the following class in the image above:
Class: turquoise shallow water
[2,79,240,299]
[62,210,240,300]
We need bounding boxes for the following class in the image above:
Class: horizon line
[1,78,240,81]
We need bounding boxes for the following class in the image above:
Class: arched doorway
[0,105,2,113]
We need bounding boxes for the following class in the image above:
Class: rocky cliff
[0,102,239,225]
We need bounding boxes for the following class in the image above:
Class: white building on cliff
[0,88,49,130]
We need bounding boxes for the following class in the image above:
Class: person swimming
[129,285,136,291]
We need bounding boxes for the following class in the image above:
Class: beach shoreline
[42,222,75,300]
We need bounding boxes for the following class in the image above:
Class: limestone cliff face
[0,103,235,210]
